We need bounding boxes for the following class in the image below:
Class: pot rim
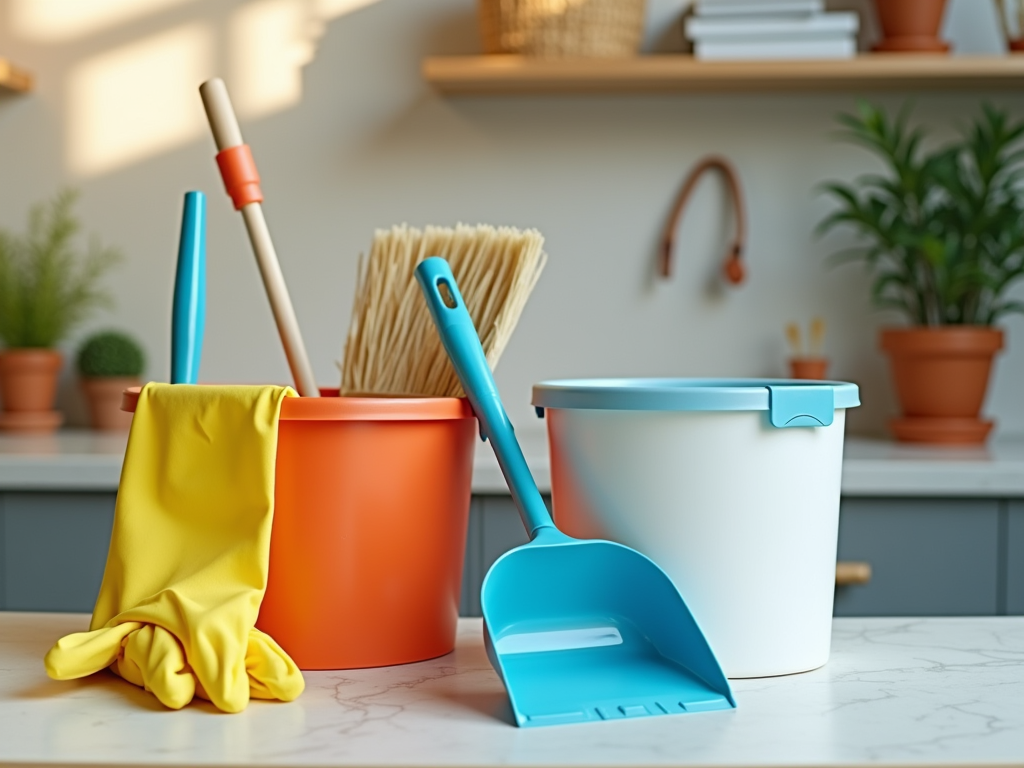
[0,348,63,371]
[119,385,475,421]
[532,377,860,412]
[880,326,1004,355]
[81,376,143,389]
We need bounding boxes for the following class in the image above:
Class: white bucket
[532,378,860,678]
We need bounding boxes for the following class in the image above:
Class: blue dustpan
[416,257,735,728]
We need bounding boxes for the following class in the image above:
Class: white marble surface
[0,614,1022,767]
[3,429,1024,498]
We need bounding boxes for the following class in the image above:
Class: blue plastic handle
[171,191,206,385]
[416,257,554,538]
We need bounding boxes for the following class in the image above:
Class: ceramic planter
[880,326,1003,444]
[873,0,950,53]
[81,377,139,431]
[789,357,830,380]
[0,349,64,433]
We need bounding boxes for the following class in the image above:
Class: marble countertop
[840,435,1024,497]
[2,429,1024,497]
[0,431,128,491]
[0,613,1022,767]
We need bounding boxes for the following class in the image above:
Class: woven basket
[478,0,646,58]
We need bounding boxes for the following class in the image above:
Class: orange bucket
[121,387,476,669]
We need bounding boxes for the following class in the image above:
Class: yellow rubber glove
[44,383,304,713]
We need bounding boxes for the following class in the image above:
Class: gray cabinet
[465,496,1024,619]
[0,493,114,612]
[1008,501,1024,615]
[459,496,530,617]
[833,499,1001,617]
[1,491,1021,618]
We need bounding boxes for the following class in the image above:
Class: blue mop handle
[415,257,555,539]
[171,191,206,385]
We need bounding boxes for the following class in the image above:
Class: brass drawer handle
[836,561,872,586]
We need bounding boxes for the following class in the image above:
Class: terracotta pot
[788,357,830,380]
[0,349,64,434]
[873,0,950,53]
[880,326,1003,444]
[81,377,140,431]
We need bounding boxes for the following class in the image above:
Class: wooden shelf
[0,57,34,93]
[423,54,1024,95]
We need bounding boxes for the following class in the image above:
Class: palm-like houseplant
[0,190,121,433]
[819,102,1024,443]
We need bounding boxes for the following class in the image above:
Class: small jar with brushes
[786,318,829,380]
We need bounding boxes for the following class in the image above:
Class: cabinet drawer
[460,495,532,617]
[1,491,1014,618]
[1,492,115,612]
[834,498,1000,617]
[1008,501,1024,615]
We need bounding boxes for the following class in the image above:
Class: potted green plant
[819,102,1024,444]
[77,331,145,431]
[0,190,121,433]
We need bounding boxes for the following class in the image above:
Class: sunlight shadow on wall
[57,0,387,176]
[229,0,387,120]
[230,0,317,119]
[67,24,214,176]
[11,0,194,42]
[316,0,384,21]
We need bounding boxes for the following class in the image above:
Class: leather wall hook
[659,155,747,285]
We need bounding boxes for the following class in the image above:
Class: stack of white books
[685,0,860,61]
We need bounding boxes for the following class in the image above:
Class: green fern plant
[0,189,121,349]
[818,102,1024,326]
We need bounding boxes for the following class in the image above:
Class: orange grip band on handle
[216,144,263,210]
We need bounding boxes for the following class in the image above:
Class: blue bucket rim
[531,378,860,412]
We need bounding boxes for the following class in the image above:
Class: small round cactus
[77,331,145,378]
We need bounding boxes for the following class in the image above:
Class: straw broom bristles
[340,224,547,397]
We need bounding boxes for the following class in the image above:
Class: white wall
[0,0,1020,436]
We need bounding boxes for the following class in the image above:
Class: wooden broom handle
[199,78,319,398]
[660,155,747,285]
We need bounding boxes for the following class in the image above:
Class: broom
[340,224,547,398]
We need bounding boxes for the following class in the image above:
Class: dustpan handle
[416,257,555,539]
[172,191,206,385]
